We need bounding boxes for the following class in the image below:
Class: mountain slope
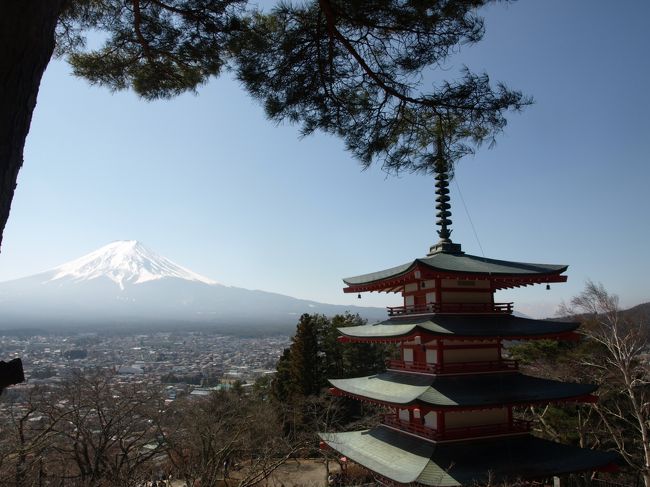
[49,240,218,289]
[0,241,386,331]
[623,302,650,318]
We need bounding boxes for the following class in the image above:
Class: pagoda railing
[387,302,513,316]
[385,359,437,373]
[381,415,531,441]
[381,415,437,440]
[385,359,518,375]
[443,419,531,441]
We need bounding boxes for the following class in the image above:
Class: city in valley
[0,330,290,399]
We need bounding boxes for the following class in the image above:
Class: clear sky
[0,1,648,318]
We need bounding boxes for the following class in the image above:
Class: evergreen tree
[0,1,527,249]
[233,0,529,175]
[272,312,387,401]
[272,313,385,437]
[331,313,387,380]
[2,0,244,249]
[318,313,347,380]
[271,347,294,401]
[288,313,321,396]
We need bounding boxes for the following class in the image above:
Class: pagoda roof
[329,372,596,408]
[319,427,618,486]
[338,315,578,341]
[343,251,567,289]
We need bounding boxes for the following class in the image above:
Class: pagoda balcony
[386,302,513,317]
[380,414,438,440]
[381,415,531,441]
[385,358,518,375]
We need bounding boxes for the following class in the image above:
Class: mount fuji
[48,240,219,290]
[0,241,386,333]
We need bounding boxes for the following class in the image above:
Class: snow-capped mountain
[0,241,385,332]
[49,240,218,290]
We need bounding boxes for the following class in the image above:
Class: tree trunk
[0,0,65,250]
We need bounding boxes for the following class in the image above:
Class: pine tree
[272,313,388,400]
[1,1,528,249]
[271,313,390,435]
[288,314,321,396]
[271,347,294,402]
[233,0,529,175]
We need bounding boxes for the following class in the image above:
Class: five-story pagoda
[319,163,618,486]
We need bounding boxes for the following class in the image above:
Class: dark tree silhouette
[271,313,387,439]
[0,0,243,249]
[0,0,528,251]
[0,1,67,250]
[233,0,530,174]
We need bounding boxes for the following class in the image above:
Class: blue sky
[0,1,648,318]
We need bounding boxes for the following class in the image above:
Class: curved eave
[343,260,417,287]
[329,372,597,409]
[344,271,568,293]
[319,427,437,485]
[338,323,419,342]
[343,253,568,293]
[319,428,619,486]
[337,315,580,342]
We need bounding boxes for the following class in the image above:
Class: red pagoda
[319,164,617,486]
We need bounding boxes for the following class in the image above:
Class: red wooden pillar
[414,344,425,363]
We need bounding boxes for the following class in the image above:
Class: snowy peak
[49,240,218,290]
[0,240,388,330]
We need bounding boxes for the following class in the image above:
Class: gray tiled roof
[338,315,578,339]
[343,252,567,285]
[319,427,618,486]
[329,372,596,407]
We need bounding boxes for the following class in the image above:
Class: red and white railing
[385,359,518,375]
[387,302,513,316]
[381,415,531,441]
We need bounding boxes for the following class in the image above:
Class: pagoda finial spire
[435,160,452,241]
[428,135,462,255]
